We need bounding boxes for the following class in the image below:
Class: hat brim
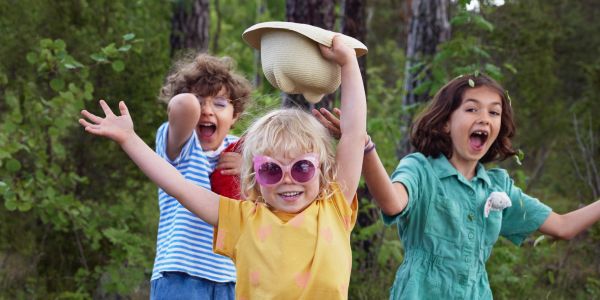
[242,21,368,57]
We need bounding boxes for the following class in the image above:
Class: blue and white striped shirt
[151,122,237,282]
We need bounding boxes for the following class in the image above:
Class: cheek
[306,179,321,199]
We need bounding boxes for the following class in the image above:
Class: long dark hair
[410,74,517,163]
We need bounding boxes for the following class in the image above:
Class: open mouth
[469,130,489,151]
[278,191,303,201]
[197,122,216,138]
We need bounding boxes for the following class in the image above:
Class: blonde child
[79,36,366,299]
[315,73,600,299]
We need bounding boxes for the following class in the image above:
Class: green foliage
[0,0,170,298]
[1,0,599,298]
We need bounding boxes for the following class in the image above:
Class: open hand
[312,107,342,140]
[79,100,135,145]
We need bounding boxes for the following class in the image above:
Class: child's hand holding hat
[242,21,368,103]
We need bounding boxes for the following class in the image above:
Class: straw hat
[242,21,368,103]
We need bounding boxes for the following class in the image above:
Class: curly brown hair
[410,73,517,163]
[159,53,252,116]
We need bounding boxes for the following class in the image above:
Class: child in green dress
[314,73,600,299]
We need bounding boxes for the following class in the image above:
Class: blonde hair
[240,108,337,203]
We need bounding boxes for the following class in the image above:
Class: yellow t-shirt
[214,182,358,300]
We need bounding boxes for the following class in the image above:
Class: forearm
[336,57,367,201]
[339,59,366,141]
[166,93,201,159]
[120,133,219,225]
[540,199,600,240]
[363,149,407,216]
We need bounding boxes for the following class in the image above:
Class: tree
[342,0,367,93]
[398,0,450,157]
[283,0,336,110]
[170,0,210,56]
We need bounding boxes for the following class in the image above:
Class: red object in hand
[210,140,242,200]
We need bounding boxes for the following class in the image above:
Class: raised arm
[313,108,409,216]
[166,93,201,160]
[319,36,366,203]
[539,199,600,240]
[362,148,409,216]
[79,100,219,225]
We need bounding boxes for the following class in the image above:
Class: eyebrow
[463,98,502,107]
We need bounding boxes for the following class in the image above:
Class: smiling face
[195,87,238,151]
[257,149,321,214]
[446,86,502,169]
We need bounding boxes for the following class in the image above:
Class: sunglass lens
[291,160,316,183]
[258,162,283,184]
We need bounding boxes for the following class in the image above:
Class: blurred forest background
[1,0,599,299]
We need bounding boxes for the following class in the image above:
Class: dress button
[467,212,475,221]
[464,256,470,263]
[468,232,474,239]
[469,190,474,196]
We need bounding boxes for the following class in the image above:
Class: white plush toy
[484,192,512,218]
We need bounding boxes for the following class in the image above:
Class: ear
[443,121,450,133]
[232,112,240,126]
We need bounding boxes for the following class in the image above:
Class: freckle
[295,271,311,288]
[257,225,272,241]
[289,213,305,227]
[216,229,225,248]
[250,271,260,286]
[321,227,333,243]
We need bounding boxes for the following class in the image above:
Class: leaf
[503,63,518,74]
[533,235,546,247]
[513,154,522,166]
[50,78,65,91]
[516,149,525,162]
[123,33,135,41]
[472,14,494,32]
[4,197,17,211]
[6,158,22,173]
[54,39,67,50]
[505,90,513,106]
[118,44,132,52]
[102,43,119,57]
[412,81,431,95]
[111,60,125,72]
[18,201,32,212]
[90,53,108,63]
[484,63,502,79]
[468,79,475,87]
[40,38,54,48]
[450,11,471,26]
[26,52,38,64]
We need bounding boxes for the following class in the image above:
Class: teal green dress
[384,153,551,299]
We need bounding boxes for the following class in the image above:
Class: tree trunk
[170,0,210,56]
[342,0,367,95]
[211,0,222,54]
[398,0,450,158]
[283,0,337,110]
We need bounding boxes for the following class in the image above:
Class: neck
[448,156,478,180]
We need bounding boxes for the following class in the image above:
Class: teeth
[199,123,215,127]
[280,192,301,197]
[473,131,488,136]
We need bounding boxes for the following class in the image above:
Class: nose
[201,99,215,115]
[478,112,491,125]
[280,170,294,184]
